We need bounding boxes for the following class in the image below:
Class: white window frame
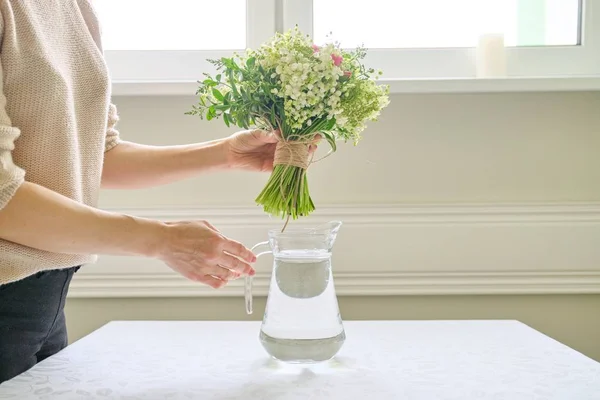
[285,0,599,79]
[107,0,600,95]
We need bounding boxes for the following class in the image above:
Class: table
[1,320,599,399]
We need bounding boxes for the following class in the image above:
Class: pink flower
[344,71,352,77]
[331,53,343,66]
[312,44,320,53]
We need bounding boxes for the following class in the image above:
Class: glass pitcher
[244,221,345,364]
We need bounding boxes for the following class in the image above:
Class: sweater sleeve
[104,102,121,152]
[0,62,26,210]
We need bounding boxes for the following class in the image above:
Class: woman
[0,1,316,383]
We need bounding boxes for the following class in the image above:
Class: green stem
[254,164,315,222]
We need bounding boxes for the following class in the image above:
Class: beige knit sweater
[0,1,120,285]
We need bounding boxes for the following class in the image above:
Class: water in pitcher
[259,248,345,363]
[246,221,346,363]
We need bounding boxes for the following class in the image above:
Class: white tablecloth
[1,320,599,399]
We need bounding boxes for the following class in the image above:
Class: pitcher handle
[245,241,272,315]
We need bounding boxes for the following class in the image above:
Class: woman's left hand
[225,129,319,172]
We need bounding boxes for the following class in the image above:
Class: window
[94,0,247,51]
[293,0,597,78]
[313,0,581,48]
[94,0,275,82]
[97,0,599,93]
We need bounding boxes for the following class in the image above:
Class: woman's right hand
[155,220,256,289]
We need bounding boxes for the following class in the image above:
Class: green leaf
[223,57,240,71]
[228,70,240,97]
[320,131,337,153]
[270,105,277,127]
[223,113,231,127]
[202,78,217,87]
[207,106,216,121]
[212,88,224,101]
[246,57,256,68]
[222,57,234,69]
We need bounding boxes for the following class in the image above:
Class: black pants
[0,267,79,384]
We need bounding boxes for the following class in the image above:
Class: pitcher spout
[308,220,342,249]
[310,220,342,236]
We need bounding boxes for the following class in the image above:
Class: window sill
[111,76,600,96]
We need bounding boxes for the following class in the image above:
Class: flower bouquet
[187,27,390,223]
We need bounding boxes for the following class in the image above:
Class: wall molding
[69,202,600,298]
[95,202,600,225]
[69,271,600,298]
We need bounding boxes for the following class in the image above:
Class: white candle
[476,33,507,78]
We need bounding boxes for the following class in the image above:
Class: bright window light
[313,0,581,49]
[93,0,247,50]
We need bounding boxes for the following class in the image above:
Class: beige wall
[66,91,600,362]
[97,92,600,208]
